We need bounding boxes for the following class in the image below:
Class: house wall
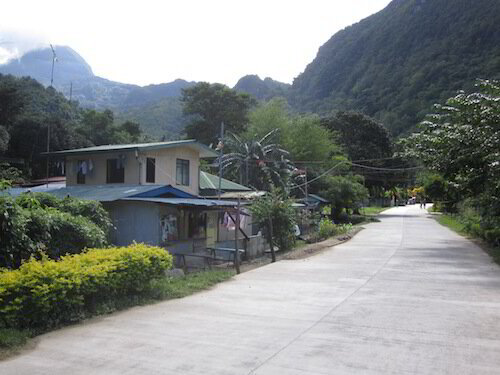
[65,146,200,195]
[140,148,200,196]
[104,201,161,246]
[66,152,139,186]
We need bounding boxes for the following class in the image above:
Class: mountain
[0,46,94,85]
[290,0,500,135]
[0,46,196,138]
[234,75,290,100]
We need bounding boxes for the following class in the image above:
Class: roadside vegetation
[0,242,233,357]
[402,79,500,250]
[361,206,389,216]
[0,192,235,357]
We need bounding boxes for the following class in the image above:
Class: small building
[43,140,267,263]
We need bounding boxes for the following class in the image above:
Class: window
[176,159,189,186]
[77,160,85,184]
[106,159,124,183]
[146,158,155,183]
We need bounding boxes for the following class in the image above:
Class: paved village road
[3,205,500,374]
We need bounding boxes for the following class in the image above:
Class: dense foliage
[0,193,111,269]
[403,79,500,246]
[320,175,369,220]
[290,0,500,136]
[0,74,143,179]
[0,244,172,330]
[233,75,290,101]
[221,130,292,191]
[317,219,352,241]
[181,82,256,145]
[250,189,296,259]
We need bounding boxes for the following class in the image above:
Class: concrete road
[3,205,500,374]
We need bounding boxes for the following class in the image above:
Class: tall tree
[321,111,393,161]
[402,79,500,203]
[221,130,293,191]
[181,82,256,145]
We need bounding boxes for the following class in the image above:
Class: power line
[289,160,422,190]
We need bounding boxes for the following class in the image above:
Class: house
[44,140,267,262]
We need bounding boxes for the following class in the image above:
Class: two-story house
[44,140,264,261]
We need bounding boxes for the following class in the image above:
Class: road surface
[2,205,500,374]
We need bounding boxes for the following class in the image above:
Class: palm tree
[220,129,293,191]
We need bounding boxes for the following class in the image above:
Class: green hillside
[290,0,500,135]
[234,75,290,101]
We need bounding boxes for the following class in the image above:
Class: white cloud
[0,29,49,63]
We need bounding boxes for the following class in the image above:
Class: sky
[0,0,392,87]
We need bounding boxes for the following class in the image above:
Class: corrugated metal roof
[46,185,170,202]
[300,194,330,205]
[199,171,252,191]
[1,183,66,197]
[44,140,217,158]
[121,197,239,207]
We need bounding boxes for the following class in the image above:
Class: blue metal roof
[1,183,66,197]
[121,197,239,207]
[46,185,182,202]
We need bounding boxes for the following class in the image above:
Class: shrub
[317,219,353,241]
[1,194,111,268]
[19,193,112,231]
[317,219,352,240]
[250,188,296,253]
[318,219,336,239]
[0,244,172,330]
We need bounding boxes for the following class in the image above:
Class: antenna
[49,44,57,87]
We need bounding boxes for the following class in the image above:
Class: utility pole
[218,122,224,200]
[69,81,73,102]
[50,44,57,87]
[234,197,241,274]
[216,122,224,243]
[47,44,57,188]
[304,166,308,203]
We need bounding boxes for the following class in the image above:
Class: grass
[0,269,234,359]
[0,328,31,360]
[436,214,467,235]
[436,214,500,264]
[361,206,390,216]
[147,269,235,300]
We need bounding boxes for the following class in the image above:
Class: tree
[249,188,296,261]
[221,130,293,191]
[245,98,291,145]
[181,82,256,145]
[321,111,393,161]
[402,79,500,237]
[287,114,340,163]
[0,126,9,154]
[321,175,369,220]
[402,79,500,200]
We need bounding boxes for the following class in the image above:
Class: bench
[206,247,246,263]
[170,252,215,272]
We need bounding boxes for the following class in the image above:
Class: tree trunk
[268,218,276,263]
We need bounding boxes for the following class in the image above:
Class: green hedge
[0,244,172,330]
[1,194,111,268]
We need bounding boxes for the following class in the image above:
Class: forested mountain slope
[290,0,500,135]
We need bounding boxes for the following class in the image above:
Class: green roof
[44,140,217,158]
[199,171,251,192]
